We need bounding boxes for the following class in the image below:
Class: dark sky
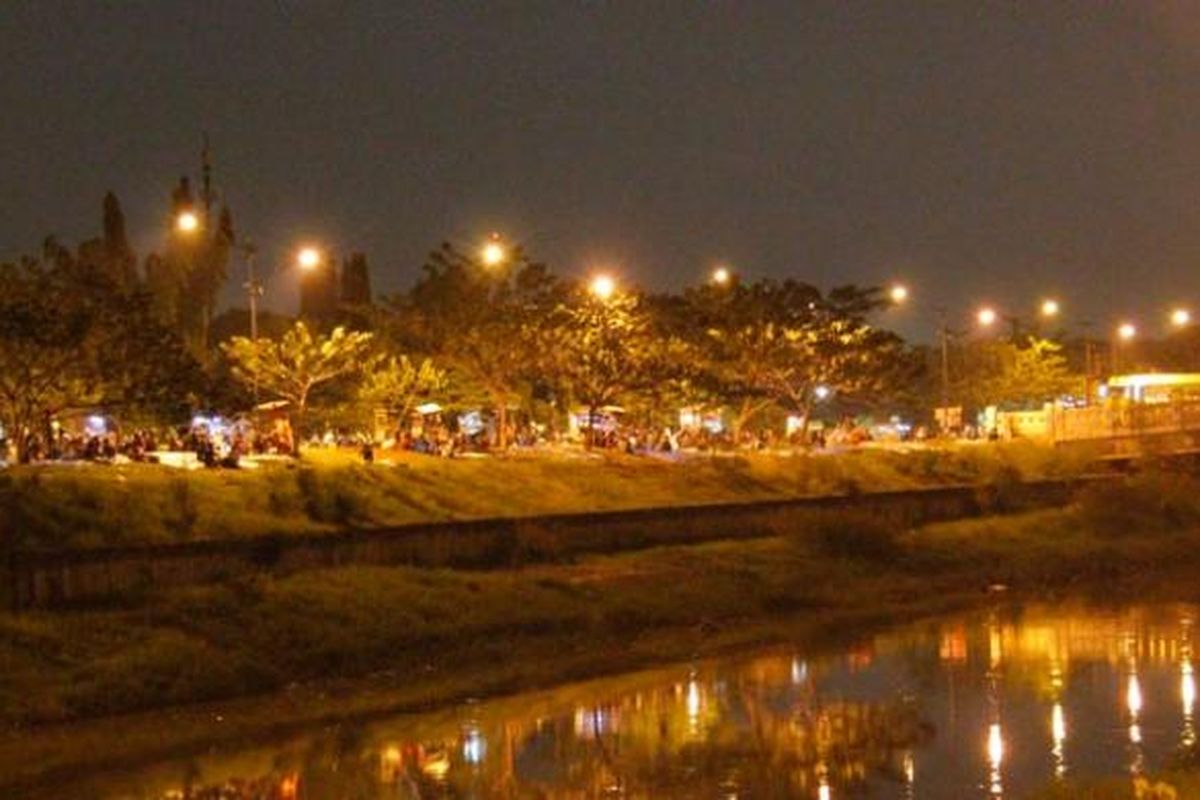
[4,1,1200,338]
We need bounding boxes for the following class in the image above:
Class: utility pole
[200,132,214,223]
[241,242,262,341]
[937,308,952,433]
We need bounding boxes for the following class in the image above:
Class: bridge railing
[1044,400,1200,443]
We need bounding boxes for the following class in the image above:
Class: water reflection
[28,603,1200,799]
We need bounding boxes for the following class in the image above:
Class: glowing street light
[977,307,998,328]
[711,266,732,286]
[1172,308,1192,328]
[890,284,909,304]
[590,273,616,301]
[297,246,322,271]
[1118,322,1137,341]
[1040,299,1060,318]
[175,209,200,234]
[481,234,506,267]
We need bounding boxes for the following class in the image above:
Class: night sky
[4,1,1200,337]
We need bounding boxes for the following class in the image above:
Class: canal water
[28,603,1200,798]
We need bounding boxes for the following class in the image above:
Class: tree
[0,251,201,460]
[358,355,446,429]
[221,322,373,442]
[76,191,139,290]
[391,241,564,447]
[679,279,914,440]
[956,337,1078,410]
[544,285,658,446]
[184,203,235,354]
[0,258,99,460]
[145,178,235,357]
[341,252,372,306]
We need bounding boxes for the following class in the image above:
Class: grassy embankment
[0,463,1197,728]
[0,442,1091,550]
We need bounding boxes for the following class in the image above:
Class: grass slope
[0,442,1091,550]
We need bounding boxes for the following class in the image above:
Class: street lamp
[175,209,200,234]
[590,273,616,301]
[481,233,506,267]
[1172,308,1192,328]
[977,307,998,328]
[711,266,732,286]
[1040,299,1060,318]
[890,284,909,304]
[1112,321,1137,375]
[297,246,322,271]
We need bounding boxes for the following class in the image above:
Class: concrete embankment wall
[2,478,1098,611]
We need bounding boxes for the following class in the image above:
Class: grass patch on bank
[0,441,1093,551]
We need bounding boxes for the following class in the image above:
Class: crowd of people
[0,407,912,468]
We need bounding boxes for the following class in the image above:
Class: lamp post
[1113,322,1137,374]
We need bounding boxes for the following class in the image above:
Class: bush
[795,509,904,561]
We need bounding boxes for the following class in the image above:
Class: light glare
[977,307,998,327]
[1118,322,1137,341]
[590,274,616,300]
[175,210,200,234]
[298,247,322,270]
[890,284,909,304]
[481,238,506,267]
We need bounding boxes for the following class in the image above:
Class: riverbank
[3,472,1200,792]
[2,472,1198,723]
[0,442,1089,550]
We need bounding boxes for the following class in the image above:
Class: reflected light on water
[421,749,451,782]
[987,723,1004,797]
[1127,671,1145,775]
[791,657,808,685]
[1183,657,1196,748]
[686,678,702,718]
[817,769,831,800]
[685,675,705,739]
[44,603,1200,800]
[1051,703,1066,778]
[1127,674,1144,717]
[1183,661,1196,713]
[462,726,486,765]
